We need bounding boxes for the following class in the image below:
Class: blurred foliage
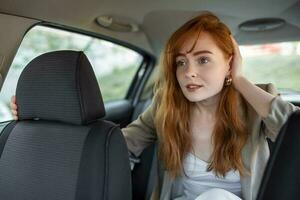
[0,26,142,106]
[98,66,137,102]
[244,55,300,92]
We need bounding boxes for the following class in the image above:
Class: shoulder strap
[145,142,158,200]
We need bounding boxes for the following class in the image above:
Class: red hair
[154,11,249,177]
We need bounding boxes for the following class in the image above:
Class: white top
[172,152,242,200]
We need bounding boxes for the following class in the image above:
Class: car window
[0,25,143,122]
[241,41,300,101]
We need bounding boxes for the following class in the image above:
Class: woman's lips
[185,84,203,92]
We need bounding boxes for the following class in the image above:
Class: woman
[11,12,299,200]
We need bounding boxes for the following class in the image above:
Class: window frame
[2,21,156,106]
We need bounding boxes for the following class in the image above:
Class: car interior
[0,0,300,199]
[0,50,132,199]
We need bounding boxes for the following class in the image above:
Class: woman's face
[175,32,231,102]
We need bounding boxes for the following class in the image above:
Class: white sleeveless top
[172,153,242,200]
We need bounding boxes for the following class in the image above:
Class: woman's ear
[228,55,233,68]
[226,55,233,75]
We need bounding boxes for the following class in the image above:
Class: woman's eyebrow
[175,53,186,57]
[175,50,213,58]
[193,50,213,56]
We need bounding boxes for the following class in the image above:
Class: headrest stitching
[75,52,86,125]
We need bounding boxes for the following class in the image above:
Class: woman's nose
[185,65,197,78]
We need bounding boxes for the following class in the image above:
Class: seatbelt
[129,151,141,170]
[145,142,159,200]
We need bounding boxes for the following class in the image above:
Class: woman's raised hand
[230,36,244,84]
[10,95,18,120]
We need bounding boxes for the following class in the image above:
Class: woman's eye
[197,57,209,64]
[176,60,187,67]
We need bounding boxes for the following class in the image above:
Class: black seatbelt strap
[145,142,160,200]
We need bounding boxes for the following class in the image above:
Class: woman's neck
[193,93,221,120]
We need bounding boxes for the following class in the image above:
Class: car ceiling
[0,0,300,55]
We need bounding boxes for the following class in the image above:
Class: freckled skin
[175,32,232,161]
[175,32,231,103]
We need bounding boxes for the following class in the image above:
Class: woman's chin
[183,92,222,103]
[184,95,207,102]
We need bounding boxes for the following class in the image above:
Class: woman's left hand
[230,36,244,84]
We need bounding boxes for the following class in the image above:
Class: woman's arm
[230,37,299,140]
[230,37,276,118]
[122,103,157,157]
[233,77,275,118]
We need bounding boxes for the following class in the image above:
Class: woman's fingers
[231,36,242,58]
[230,36,244,81]
[11,109,17,116]
[10,101,17,110]
[10,95,18,120]
[11,95,16,103]
[10,96,17,110]
[13,115,18,121]
[11,109,18,120]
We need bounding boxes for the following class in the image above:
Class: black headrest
[16,50,105,125]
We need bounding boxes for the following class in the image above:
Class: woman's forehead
[178,32,218,55]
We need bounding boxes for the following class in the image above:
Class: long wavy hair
[153,11,249,178]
